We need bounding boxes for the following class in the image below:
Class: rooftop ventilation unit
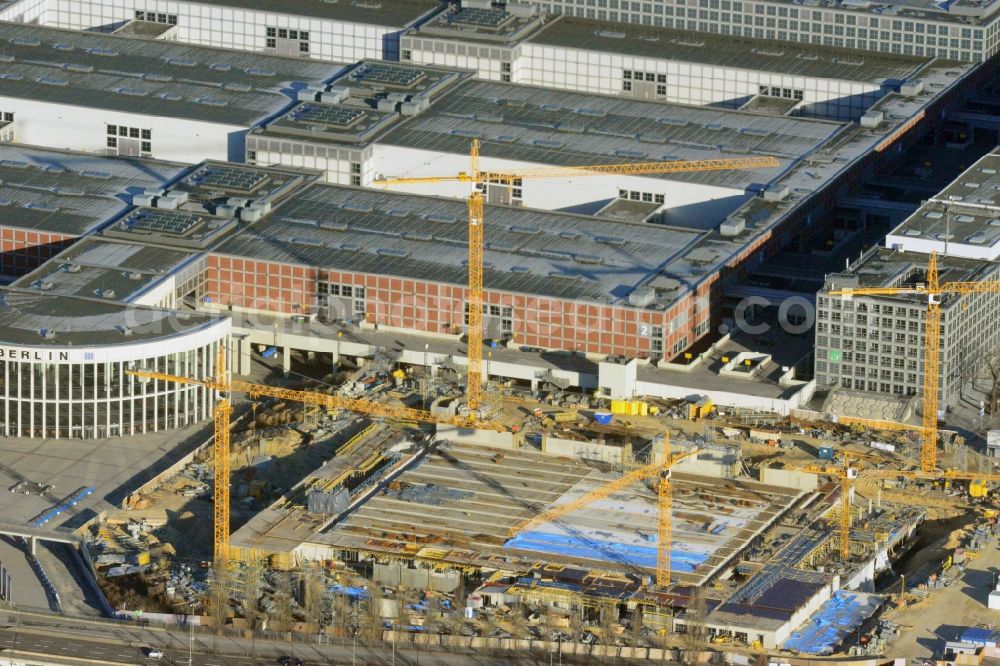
[924,211,944,219]
[240,208,263,222]
[39,328,55,339]
[67,264,81,273]
[720,216,746,237]
[860,110,884,128]
[762,185,790,202]
[100,289,116,299]
[628,286,655,307]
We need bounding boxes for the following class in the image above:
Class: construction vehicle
[506,432,698,588]
[127,349,506,564]
[374,141,778,415]
[829,252,1000,472]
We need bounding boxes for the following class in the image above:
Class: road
[885,528,1000,658]
[0,609,663,666]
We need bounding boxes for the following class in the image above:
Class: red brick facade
[206,253,710,358]
[0,227,77,277]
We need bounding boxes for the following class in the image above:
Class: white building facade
[0,312,230,439]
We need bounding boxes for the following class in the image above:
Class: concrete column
[531,378,539,391]
[306,351,315,361]
[29,536,36,557]
[282,347,291,376]
[239,338,251,375]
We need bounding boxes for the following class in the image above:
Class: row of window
[106,124,152,154]
[759,86,804,101]
[618,189,666,204]
[623,70,667,83]
[536,3,987,60]
[537,0,979,37]
[134,10,177,24]
[265,26,310,52]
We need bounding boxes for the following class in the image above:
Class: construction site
[76,344,994,658]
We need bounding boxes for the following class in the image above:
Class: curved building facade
[0,290,230,439]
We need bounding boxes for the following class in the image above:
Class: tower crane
[829,251,1000,473]
[783,450,881,560]
[507,432,698,588]
[374,142,780,413]
[127,349,506,564]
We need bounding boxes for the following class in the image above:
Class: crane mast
[830,251,1000,473]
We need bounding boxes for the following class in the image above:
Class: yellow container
[136,551,151,566]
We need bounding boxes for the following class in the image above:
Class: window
[351,175,361,186]
[106,136,117,148]
[501,62,512,72]
[401,49,412,60]
[299,42,309,53]
[266,38,276,48]
[654,194,665,204]
[266,27,276,37]
[350,162,361,174]
[622,80,632,91]
[141,141,151,153]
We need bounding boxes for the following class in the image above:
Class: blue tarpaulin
[328,584,369,600]
[782,591,882,655]
[504,531,709,571]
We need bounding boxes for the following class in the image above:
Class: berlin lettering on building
[0,349,71,362]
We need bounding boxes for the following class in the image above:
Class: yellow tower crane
[829,251,1000,473]
[788,450,879,561]
[506,432,698,588]
[374,142,780,413]
[127,350,506,564]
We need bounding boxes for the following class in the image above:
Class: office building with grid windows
[816,249,1000,409]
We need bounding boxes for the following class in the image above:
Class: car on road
[277,657,304,666]
[144,647,164,658]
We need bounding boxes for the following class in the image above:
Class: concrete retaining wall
[374,563,460,593]
[435,425,518,449]
[761,467,820,490]
[541,435,627,464]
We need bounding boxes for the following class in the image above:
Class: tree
[271,571,294,633]
[240,566,261,631]
[629,606,644,648]
[681,587,707,665]
[303,570,326,631]
[600,599,619,648]
[207,562,229,632]
[982,353,1000,423]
